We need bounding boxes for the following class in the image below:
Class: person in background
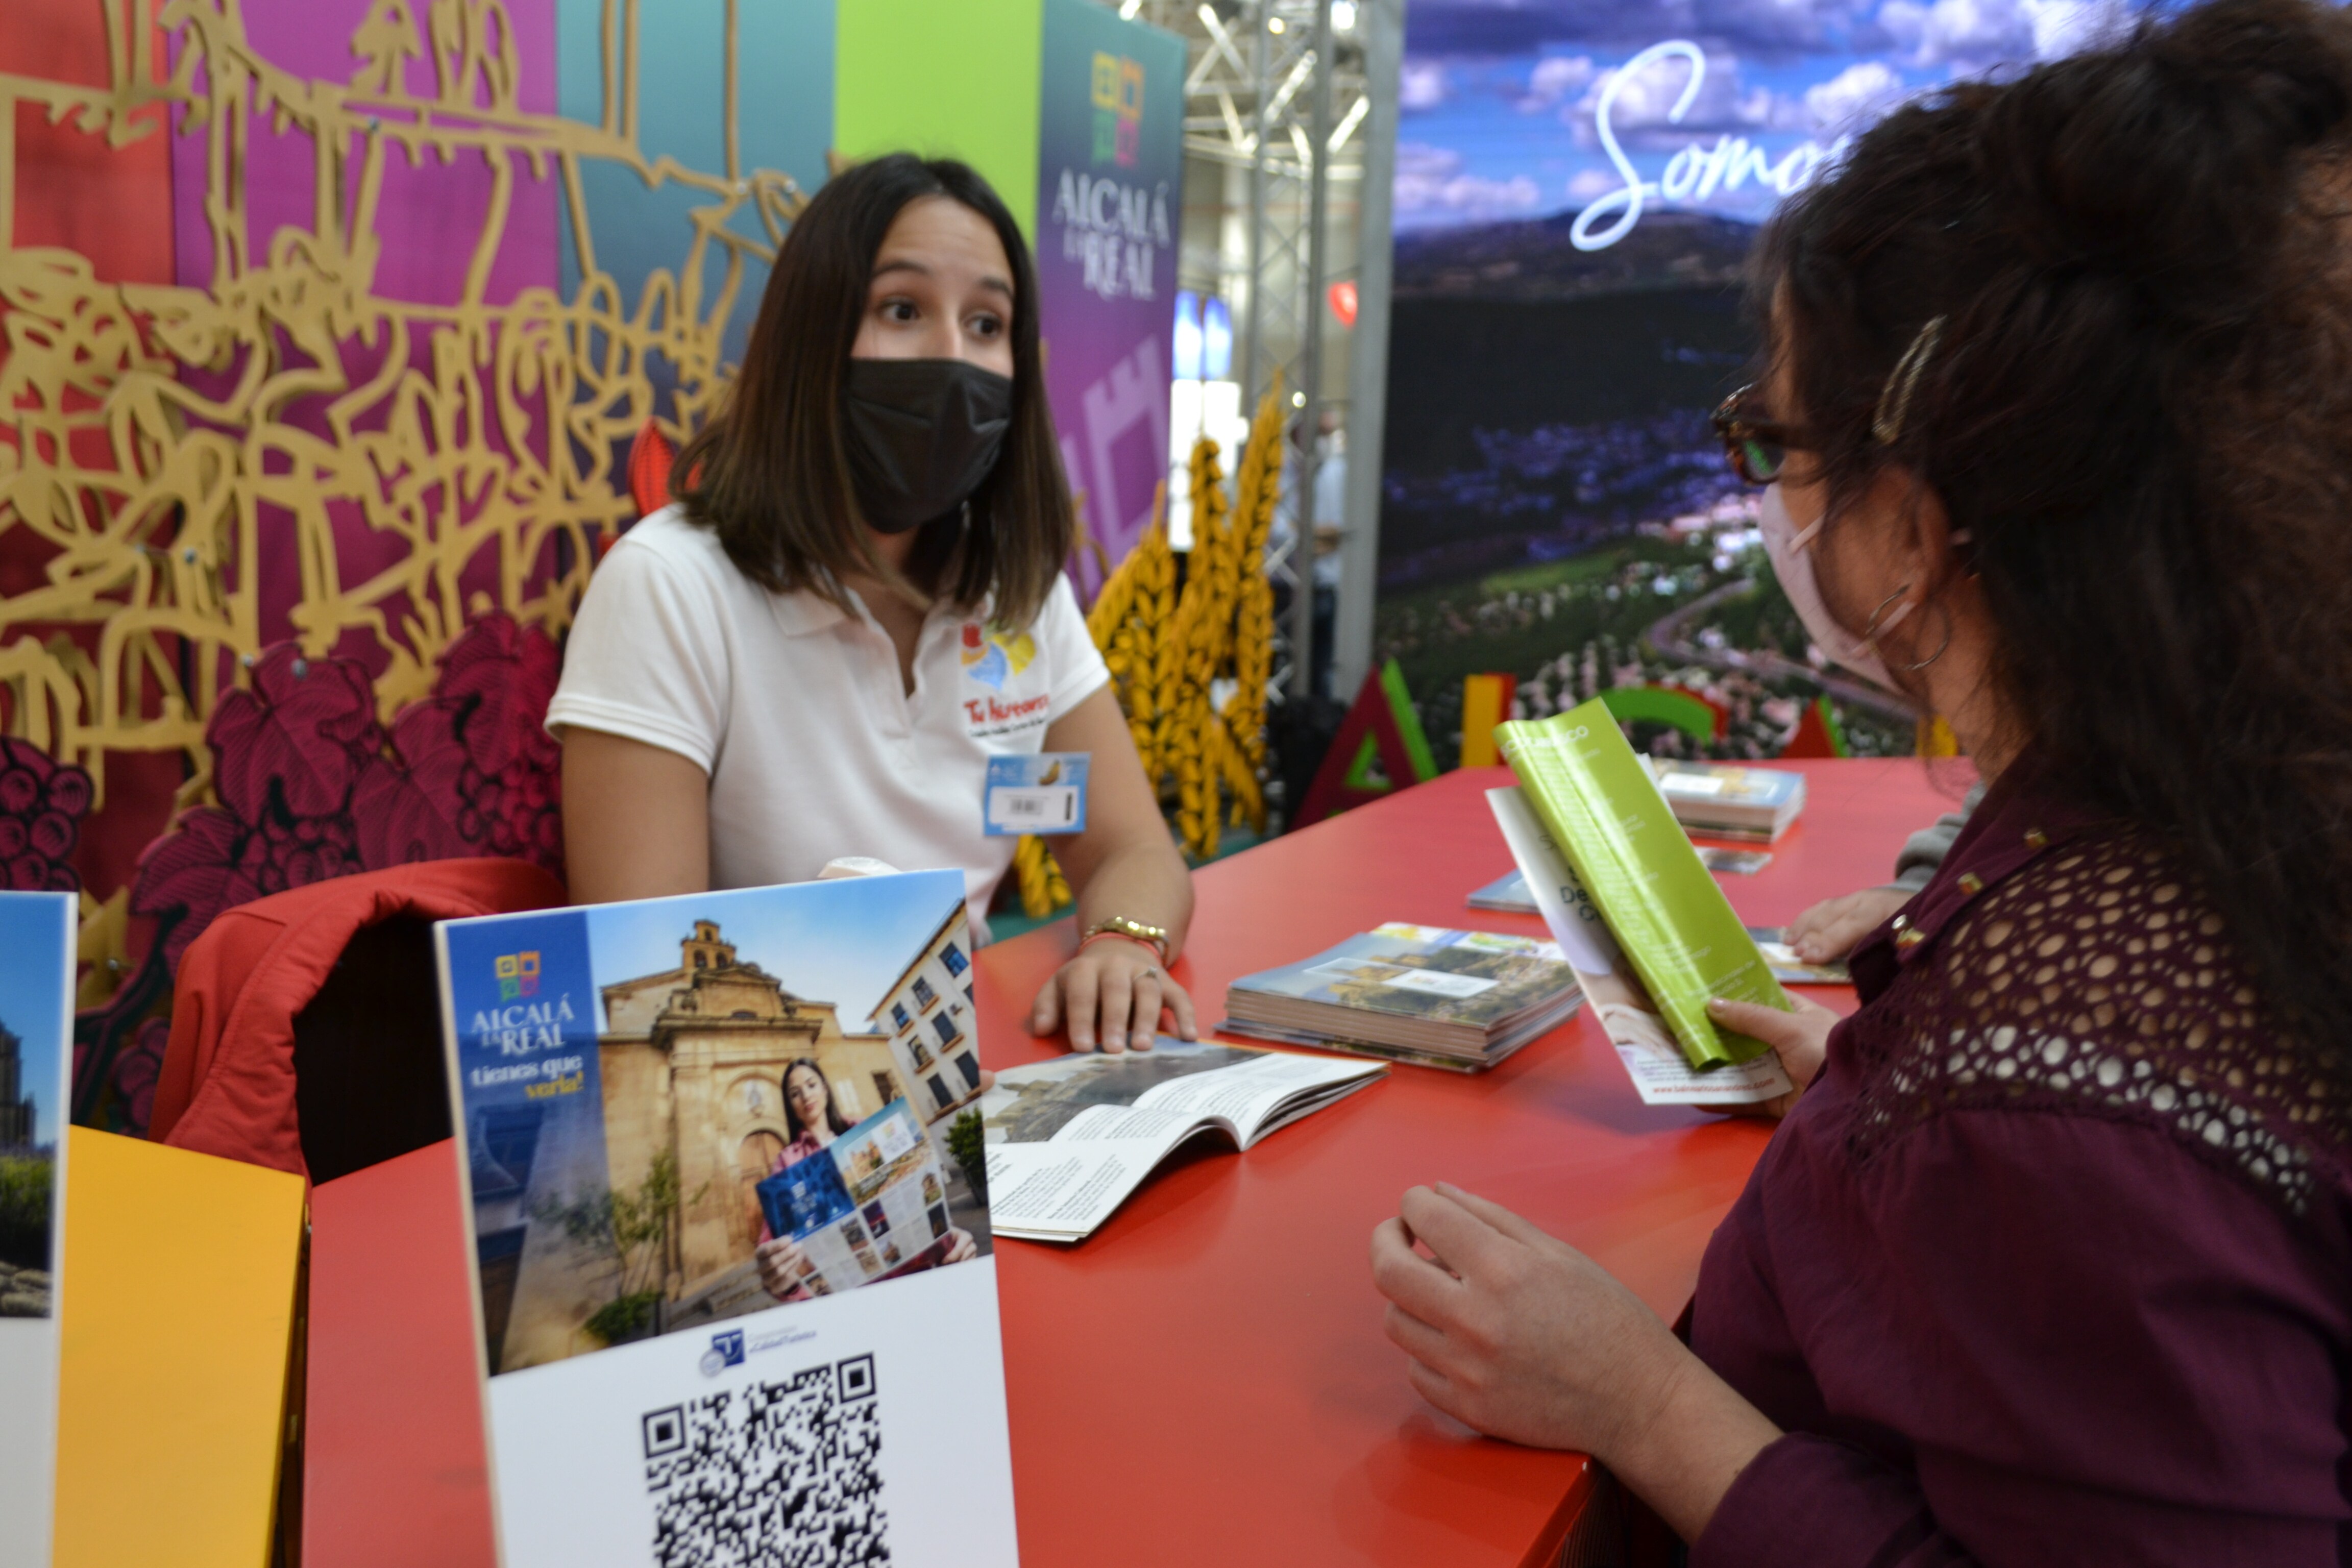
[551,155,1195,1055]
[1371,3,2352,1558]
[1268,410,1348,699]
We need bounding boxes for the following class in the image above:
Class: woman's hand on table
[1786,887,1912,962]
[1369,1183,1690,1453]
[1027,934,1199,1054]
[1368,1183,1782,1543]
[1708,993,1840,1117]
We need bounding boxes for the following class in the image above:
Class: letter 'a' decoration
[1295,660,1439,827]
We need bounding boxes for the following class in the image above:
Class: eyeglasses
[1711,385,1796,486]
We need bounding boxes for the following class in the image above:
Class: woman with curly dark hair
[1371,1,2352,1558]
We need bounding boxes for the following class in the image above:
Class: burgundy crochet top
[1688,758,2352,1565]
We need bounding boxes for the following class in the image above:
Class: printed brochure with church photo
[435,871,1017,1568]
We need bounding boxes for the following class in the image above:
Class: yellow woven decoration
[1012,830,1071,920]
[1086,481,1171,782]
[1069,389,1284,867]
[1217,393,1282,830]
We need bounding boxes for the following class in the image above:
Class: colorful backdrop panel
[1373,0,2161,763]
[1034,0,1183,597]
[556,0,835,374]
[834,0,1046,239]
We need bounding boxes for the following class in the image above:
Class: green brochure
[1496,699,1792,1068]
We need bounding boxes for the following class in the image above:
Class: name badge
[984,753,1088,836]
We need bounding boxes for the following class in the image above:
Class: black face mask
[840,358,1014,534]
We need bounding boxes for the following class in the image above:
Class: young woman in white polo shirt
[549,154,1196,1055]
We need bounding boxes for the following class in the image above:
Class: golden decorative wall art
[0,0,801,876]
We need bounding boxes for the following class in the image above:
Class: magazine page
[1497,699,1794,1069]
[437,871,1015,1568]
[981,1042,1383,1240]
[0,890,74,1566]
[1489,790,1791,1107]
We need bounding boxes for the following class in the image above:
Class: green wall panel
[835,0,1046,238]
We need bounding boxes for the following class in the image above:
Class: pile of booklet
[1653,761,1806,843]
[1219,922,1584,1071]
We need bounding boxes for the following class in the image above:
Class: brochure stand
[435,871,1019,1567]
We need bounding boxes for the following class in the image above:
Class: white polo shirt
[546,507,1111,936]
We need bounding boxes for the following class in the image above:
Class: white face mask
[1758,482,1911,692]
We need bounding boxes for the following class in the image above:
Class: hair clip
[1872,315,1946,446]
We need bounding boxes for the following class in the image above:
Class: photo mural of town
[1377,0,2158,762]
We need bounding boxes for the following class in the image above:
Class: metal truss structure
[1113,0,1373,711]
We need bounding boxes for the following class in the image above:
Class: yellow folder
[52,1129,305,1568]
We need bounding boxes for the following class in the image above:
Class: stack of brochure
[1219,922,1584,1071]
[1654,762,1806,842]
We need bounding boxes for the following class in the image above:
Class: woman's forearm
[1605,1348,1781,1543]
[1071,837,1194,962]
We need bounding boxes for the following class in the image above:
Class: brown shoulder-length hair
[674,154,1073,626]
[1755,0,2352,1088]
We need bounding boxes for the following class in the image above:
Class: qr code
[643,1356,887,1566]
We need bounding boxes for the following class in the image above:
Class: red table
[983,760,1963,1567]
[301,758,1968,1568]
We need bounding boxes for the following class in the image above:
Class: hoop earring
[1865,590,1950,672]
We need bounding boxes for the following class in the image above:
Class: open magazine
[982,1042,1385,1242]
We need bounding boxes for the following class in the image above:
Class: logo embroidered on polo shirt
[959,622,1036,691]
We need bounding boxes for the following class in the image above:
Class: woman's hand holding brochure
[1704,995,1837,1117]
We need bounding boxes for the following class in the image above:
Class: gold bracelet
[1081,915,1170,966]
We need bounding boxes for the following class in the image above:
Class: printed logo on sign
[699,1328,746,1378]
[1091,50,1144,167]
[494,949,539,1000]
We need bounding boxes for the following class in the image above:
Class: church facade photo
[597,906,988,1317]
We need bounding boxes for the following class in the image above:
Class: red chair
[148,859,567,1182]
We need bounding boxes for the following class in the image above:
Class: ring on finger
[1137,967,1158,981]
